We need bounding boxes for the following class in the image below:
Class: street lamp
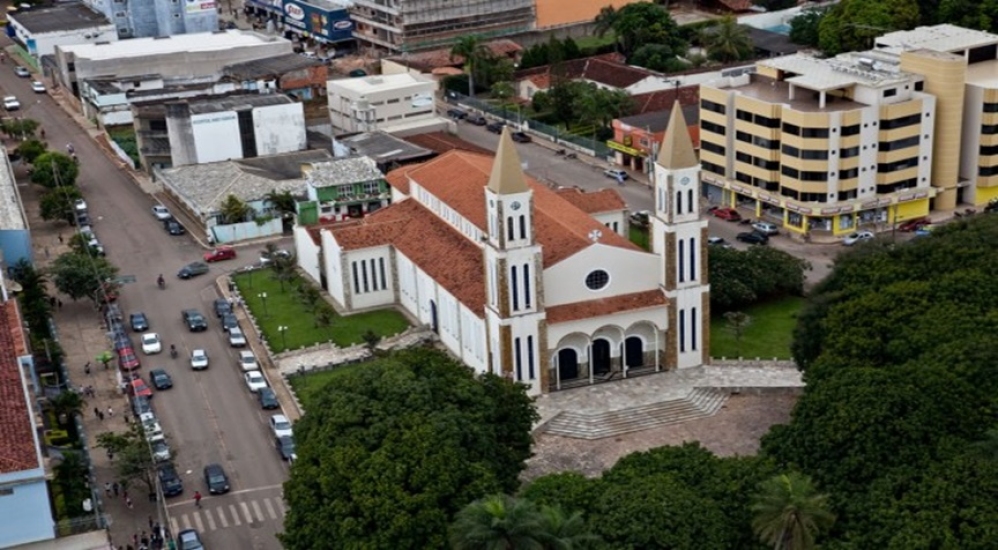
[258,292,268,318]
[278,325,288,350]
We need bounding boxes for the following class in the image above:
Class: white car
[151,205,172,220]
[260,249,291,265]
[244,370,268,393]
[140,332,162,355]
[31,81,45,93]
[238,350,258,372]
[190,349,209,370]
[3,96,21,111]
[14,66,30,78]
[751,221,780,236]
[842,230,875,246]
[269,414,293,439]
[149,435,171,461]
[228,327,247,348]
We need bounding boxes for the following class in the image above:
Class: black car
[182,309,208,332]
[486,121,505,134]
[178,262,210,279]
[203,463,230,494]
[150,369,173,390]
[75,212,92,227]
[213,298,232,318]
[446,108,467,120]
[258,387,280,409]
[466,113,487,126]
[157,462,184,497]
[510,131,532,143]
[112,332,133,351]
[220,313,238,332]
[736,231,769,245]
[129,312,149,332]
[131,395,153,417]
[163,218,186,235]
[275,435,296,461]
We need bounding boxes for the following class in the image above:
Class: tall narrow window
[691,307,698,351]
[378,258,386,291]
[514,337,523,380]
[676,191,683,214]
[519,215,526,240]
[511,265,519,311]
[679,308,686,352]
[688,237,696,281]
[527,335,535,380]
[491,263,499,306]
[361,261,369,292]
[678,240,686,283]
[523,264,532,308]
[369,259,378,290]
[352,262,360,294]
[687,190,694,214]
[507,217,514,241]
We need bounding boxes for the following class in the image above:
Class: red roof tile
[0,300,39,474]
[547,289,668,325]
[630,85,701,115]
[554,187,627,214]
[515,54,650,90]
[717,0,755,12]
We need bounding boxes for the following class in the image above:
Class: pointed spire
[488,126,529,194]
[657,101,698,169]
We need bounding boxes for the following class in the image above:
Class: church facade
[293,103,709,395]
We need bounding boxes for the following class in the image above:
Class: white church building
[293,104,709,395]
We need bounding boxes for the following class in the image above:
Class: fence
[451,93,613,158]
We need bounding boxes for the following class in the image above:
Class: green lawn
[574,33,617,50]
[629,226,650,250]
[709,296,805,360]
[232,271,410,352]
[288,363,369,407]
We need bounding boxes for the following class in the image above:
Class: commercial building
[7,2,116,59]
[0,147,31,266]
[244,0,355,45]
[79,0,217,39]
[349,0,534,53]
[53,30,292,98]
[327,72,447,136]
[81,76,239,128]
[611,102,700,175]
[296,156,387,225]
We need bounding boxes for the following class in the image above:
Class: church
[293,103,709,395]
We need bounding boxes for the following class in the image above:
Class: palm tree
[49,390,84,427]
[706,16,754,63]
[450,35,488,97]
[219,194,252,225]
[751,472,836,550]
[537,505,599,550]
[450,494,545,550]
[265,189,297,219]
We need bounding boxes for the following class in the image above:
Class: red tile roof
[386,40,523,72]
[630,85,701,115]
[554,187,627,214]
[717,0,756,12]
[0,300,39,474]
[404,132,492,156]
[516,54,654,90]
[547,289,668,325]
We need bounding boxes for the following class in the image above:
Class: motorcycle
[555,148,566,156]
[565,152,577,159]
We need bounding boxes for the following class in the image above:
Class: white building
[165,94,307,167]
[295,111,710,395]
[8,2,116,59]
[82,76,239,128]
[327,73,448,136]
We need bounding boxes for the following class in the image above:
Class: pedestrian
[193,491,202,508]
[106,449,113,460]
[44,247,49,259]
[49,296,57,308]
[58,233,63,244]
[140,536,148,549]
[105,482,112,496]
[84,362,91,375]
[107,406,113,418]
[132,533,138,547]
[57,299,62,309]
[126,546,134,550]
[112,481,119,496]
[88,386,95,398]
[124,413,131,425]
[125,495,132,509]
[148,516,154,531]
[98,411,105,421]
[93,407,100,418]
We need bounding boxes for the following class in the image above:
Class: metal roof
[10,2,111,34]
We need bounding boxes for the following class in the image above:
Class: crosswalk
[170,495,285,535]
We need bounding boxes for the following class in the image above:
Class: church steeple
[488,127,529,194]
[657,101,698,170]
[485,127,534,249]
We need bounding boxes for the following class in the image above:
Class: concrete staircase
[542,387,729,440]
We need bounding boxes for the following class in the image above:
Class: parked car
[112,331,133,351]
[3,96,20,111]
[150,369,173,390]
[149,435,171,462]
[158,462,184,497]
[244,370,268,393]
[203,246,237,262]
[510,131,532,143]
[14,66,30,78]
[629,210,649,228]
[707,236,731,248]
[260,249,291,265]
[258,387,280,409]
[190,349,209,370]
[228,327,247,348]
[898,217,930,232]
[711,207,742,222]
[182,309,208,332]
[238,350,258,372]
[604,168,629,181]
[269,414,293,438]
[736,231,769,245]
[914,225,934,237]
[751,221,780,236]
[131,395,153,417]
[30,81,45,93]
[203,463,230,494]
[163,218,186,235]
[466,113,487,126]
[842,230,875,246]
[486,121,505,133]
[275,435,296,461]
[446,108,467,120]
[118,347,140,371]
[220,313,238,332]
[152,205,172,220]
[129,312,149,332]
[129,377,153,399]
[213,298,232,318]
[176,530,204,550]
[140,332,162,355]
[178,261,209,279]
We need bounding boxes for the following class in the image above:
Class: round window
[585,270,610,291]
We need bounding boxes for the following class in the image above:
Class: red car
[204,246,237,262]
[129,377,153,399]
[898,217,930,232]
[712,207,742,221]
[118,347,140,371]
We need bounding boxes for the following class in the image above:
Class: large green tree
[96,425,158,493]
[751,472,835,550]
[31,151,80,188]
[280,349,537,550]
[39,187,84,224]
[817,0,920,55]
[705,16,754,63]
[708,245,809,313]
[610,2,686,57]
[789,8,827,47]
[450,35,488,97]
[47,252,119,304]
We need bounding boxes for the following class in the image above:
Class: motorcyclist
[170,344,177,358]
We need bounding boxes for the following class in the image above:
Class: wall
[212,217,283,243]
[10,22,117,58]
[0,474,54,547]
[327,77,437,133]
[191,111,243,164]
[543,244,660,306]
[293,224,322,283]
[0,230,32,265]
[323,231,345,305]
[252,102,307,156]
[343,246,394,310]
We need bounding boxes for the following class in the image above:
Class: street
[1,53,289,550]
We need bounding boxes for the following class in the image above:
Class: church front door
[592,339,612,376]
[557,349,579,380]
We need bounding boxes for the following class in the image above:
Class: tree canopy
[708,244,809,313]
[47,251,119,304]
[609,2,687,58]
[31,151,79,188]
[280,349,537,550]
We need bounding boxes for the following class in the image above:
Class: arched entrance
[592,339,612,375]
[624,337,644,368]
[557,349,579,380]
[429,300,438,333]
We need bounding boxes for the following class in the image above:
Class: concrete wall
[191,111,243,164]
[543,244,660,307]
[9,22,117,58]
[293,224,322,284]
[212,217,283,243]
[252,102,307,156]
[0,473,54,548]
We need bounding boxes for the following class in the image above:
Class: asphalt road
[0,63,288,550]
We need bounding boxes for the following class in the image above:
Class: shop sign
[185,0,215,13]
[760,195,781,205]
[285,2,305,20]
[820,207,840,215]
[281,2,354,42]
[786,204,812,215]
[607,140,642,156]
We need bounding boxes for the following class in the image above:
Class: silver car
[228,327,247,348]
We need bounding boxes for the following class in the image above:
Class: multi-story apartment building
[700,24,998,237]
[349,0,534,53]
[81,0,217,39]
